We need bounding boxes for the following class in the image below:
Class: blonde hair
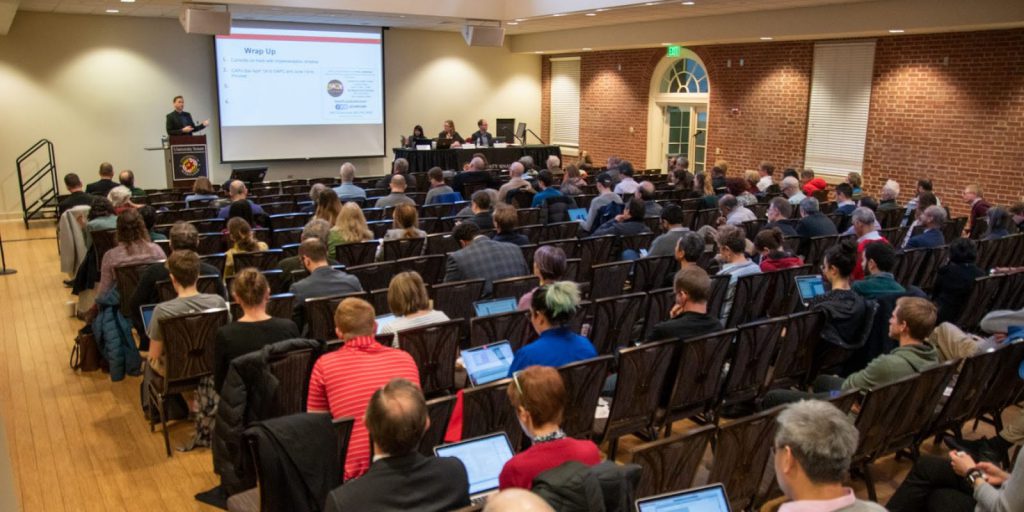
[333,202,373,243]
[387,271,431,316]
[744,170,759,187]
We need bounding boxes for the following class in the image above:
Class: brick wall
[540,28,1024,217]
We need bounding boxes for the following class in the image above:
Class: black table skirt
[393,146,562,172]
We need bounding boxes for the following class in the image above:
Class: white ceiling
[16,0,880,34]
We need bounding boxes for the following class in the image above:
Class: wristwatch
[967,469,985,485]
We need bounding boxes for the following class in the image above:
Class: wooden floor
[0,219,1009,511]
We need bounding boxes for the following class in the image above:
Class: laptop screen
[434,433,515,496]
[140,304,157,332]
[795,275,827,303]
[637,484,732,512]
[473,297,518,317]
[375,314,397,334]
[461,342,514,386]
[568,208,588,222]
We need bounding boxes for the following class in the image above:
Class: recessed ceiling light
[889,29,905,33]
[552,13,565,17]
[596,8,607,12]
[120,0,135,3]
[515,18,525,22]
[105,9,119,13]
[760,36,773,40]
[661,42,672,46]
[582,47,592,51]
[507,21,518,25]
[586,12,597,16]
[535,51,544,54]
[682,1,695,4]
[646,2,658,5]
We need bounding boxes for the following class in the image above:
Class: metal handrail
[16,139,59,226]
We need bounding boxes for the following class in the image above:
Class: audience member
[983,206,1010,240]
[583,172,624,233]
[108,185,138,214]
[851,242,905,299]
[962,183,991,236]
[613,161,639,194]
[518,245,567,310]
[756,161,775,192]
[424,167,455,204]
[444,222,529,296]
[796,198,839,239]
[773,400,885,511]
[492,204,530,246]
[675,231,706,270]
[315,188,343,225]
[333,162,366,201]
[887,441,1023,512]
[531,170,563,208]
[374,175,416,209]
[694,172,718,208]
[453,157,498,196]
[384,203,426,240]
[59,173,93,214]
[835,183,857,215]
[118,170,146,197]
[592,197,651,237]
[86,195,118,233]
[498,162,533,203]
[97,209,166,296]
[782,177,807,206]
[878,180,901,212]
[806,240,871,353]
[711,163,728,193]
[185,177,219,208]
[648,267,722,342]
[1010,201,1024,233]
[138,205,166,242]
[560,165,585,196]
[904,179,938,226]
[737,173,760,205]
[375,158,417,190]
[765,197,799,236]
[717,194,757,226]
[901,192,938,247]
[850,207,887,280]
[306,298,420,480]
[906,205,947,249]
[800,169,828,197]
[224,217,268,277]
[303,184,326,215]
[288,239,363,328]
[635,181,662,216]
[846,172,864,200]
[379,271,450,346]
[716,225,761,323]
[214,269,299,391]
[277,219,339,277]
[86,162,118,196]
[328,202,374,258]
[462,189,495,230]
[755,228,802,271]
[649,205,690,258]
[510,283,596,373]
[932,238,986,324]
[499,366,601,490]
[858,195,879,213]
[217,180,266,219]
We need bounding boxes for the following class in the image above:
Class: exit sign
[666,45,681,57]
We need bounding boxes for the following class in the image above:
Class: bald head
[484,489,555,512]
[339,162,356,183]
[470,157,486,172]
[508,162,525,178]
[365,378,427,457]
[390,174,407,192]
[546,155,560,171]
[229,180,247,199]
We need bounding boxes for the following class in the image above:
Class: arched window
[659,58,709,94]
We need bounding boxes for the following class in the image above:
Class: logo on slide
[327,79,345,97]
[179,156,201,176]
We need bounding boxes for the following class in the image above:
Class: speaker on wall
[179,6,231,35]
[462,25,505,47]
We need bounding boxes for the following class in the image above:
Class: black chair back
[597,339,676,458]
[334,240,380,267]
[706,274,731,320]
[382,237,425,261]
[461,378,524,451]
[232,249,284,272]
[589,261,632,299]
[418,395,458,456]
[115,261,161,318]
[396,319,462,397]
[642,287,675,342]
[557,355,614,439]
[587,292,646,355]
[719,317,786,409]
[660,329,735,428]
[431,279,485,321]
[627,424,715,499]
[347,261,398,291]
[491,275,539,301]
[469,310,534,352]
[707,406,783,512]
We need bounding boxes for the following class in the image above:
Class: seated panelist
[469,119,495,147]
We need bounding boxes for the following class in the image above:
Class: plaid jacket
[444,237,529,296]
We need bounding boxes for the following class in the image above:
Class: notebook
[473,297,518,317]
[795,274,827,306]
[461,341,514,386]
[435,433,515,503]
[139,304,157,332]
[636,483,733,512]
[568,208,588,222]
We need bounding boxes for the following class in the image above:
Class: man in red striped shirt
[307,298,420,480]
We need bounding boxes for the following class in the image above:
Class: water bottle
[161,135,169,149]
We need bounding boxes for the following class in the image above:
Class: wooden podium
[165,135,209,189]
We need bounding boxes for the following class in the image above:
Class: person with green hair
[508,282,596,374]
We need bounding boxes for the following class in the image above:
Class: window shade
[804,41,876,179]
[550,58,581,148]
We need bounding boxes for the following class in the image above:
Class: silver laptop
[636,483,733,512]
[795,274,827,306]
[473,297,518,317]
[434,432,515,505]
[461,341,514,386]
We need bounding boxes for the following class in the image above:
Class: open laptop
[473,297,518,317]
[139,304,157,333]
[434,433,515,505]
[375,313,397,334]
[435,138,455,150]
[795,274,827,306]
[636,483,733,512]
[461,341,514,386]
[568,208,588,223]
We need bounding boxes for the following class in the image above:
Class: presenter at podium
[165,95,209,136]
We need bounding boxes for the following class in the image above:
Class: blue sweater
[509,327,597,374]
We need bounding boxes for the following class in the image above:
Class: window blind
[804,41,876,179]
[550,57,581,148]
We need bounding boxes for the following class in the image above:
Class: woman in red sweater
[498,366,602,490]
[755,228,803,272]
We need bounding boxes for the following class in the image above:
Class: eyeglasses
[512,370,525,398]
